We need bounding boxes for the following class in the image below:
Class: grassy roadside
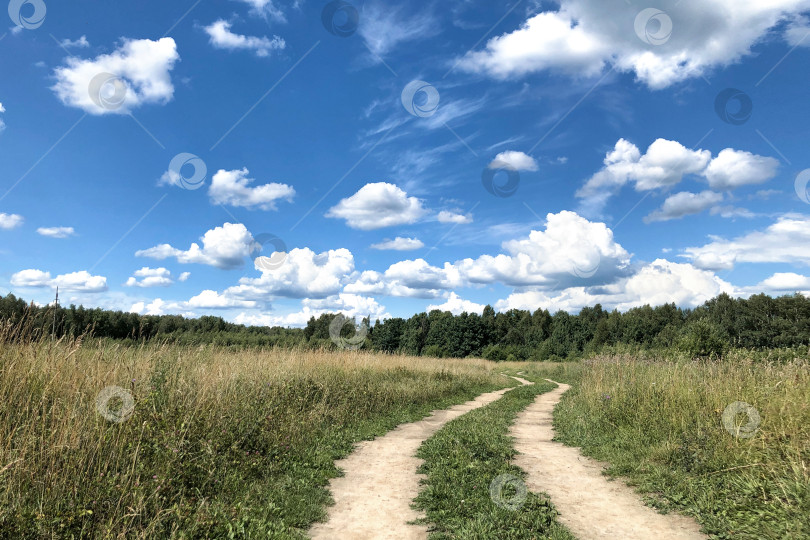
[553,353,810,540]
[413,374,575,539]
[0,330,510,539]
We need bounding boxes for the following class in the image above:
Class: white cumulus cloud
[208,168,295,210]
[187,290,257,309]
[488,151,539,171]
[457,0,810,89]
[0,213,23,230]
[456,210,632,289]
[427,292,485,315]
[703,149,780,190]
[136,222,258,270]
[226,247,355,300]
[130,298,168,316]
[124,267,174,288]
[437,211,473,224]
[577,138,777,216]
[326,182,427,230]
[370,237,425,251]
[60,36,90,48]
[203,20,286,57]
[52,37,180,115]
[233,293,389,328]
[644,191,724,223]
[683,214,810,270]
[236,0,287,22]
[11,269,107,293]
[496,259,733,313]
[37,226,75,238]
[747,272,810,294]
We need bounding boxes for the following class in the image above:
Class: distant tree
[678,319,729,359]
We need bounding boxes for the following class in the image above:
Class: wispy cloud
[359,2,438,59]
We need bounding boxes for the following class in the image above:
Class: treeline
[343,292,810,360]
[0,294,304,348]
[1,292,809,359]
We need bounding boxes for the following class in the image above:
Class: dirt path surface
[309,376,531,539]
[511,379,706,540]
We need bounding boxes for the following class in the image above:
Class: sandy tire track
[511,379,706,540]
[309,376,532,539]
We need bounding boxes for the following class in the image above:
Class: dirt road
[511,379,706,539]
[309,376,531,539]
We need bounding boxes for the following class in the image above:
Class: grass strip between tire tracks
[414,377,575,539]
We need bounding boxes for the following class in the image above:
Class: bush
[422,344,448,358]
[482,345,507,362]
[678,319,729,359]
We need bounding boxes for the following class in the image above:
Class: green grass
[553,352,810,540]
[0,330,510,539]
[413,375,575,540]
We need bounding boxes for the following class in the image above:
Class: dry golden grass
[0,324,505,538]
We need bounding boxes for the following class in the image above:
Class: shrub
[678,319,729,359]
[422,344,448,358]
[481,345,507,362]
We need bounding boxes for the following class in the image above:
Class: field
[0,326,506,538]
[1,322,807,539]
[551,351,810,539]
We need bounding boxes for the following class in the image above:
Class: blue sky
[1,0,810,326]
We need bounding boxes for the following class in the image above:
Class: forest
[1,291,809,360]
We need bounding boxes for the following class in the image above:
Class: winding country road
[511,379,706,539]
[309,376,532,539]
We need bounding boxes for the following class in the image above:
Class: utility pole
[52,287,59,337]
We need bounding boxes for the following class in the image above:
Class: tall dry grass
[554,351,810,539]
[0,321,504,538]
